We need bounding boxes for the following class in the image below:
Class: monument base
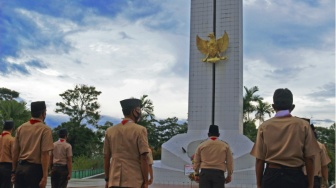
[153,130,256,186]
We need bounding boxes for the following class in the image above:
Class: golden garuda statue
[196,32,229,63]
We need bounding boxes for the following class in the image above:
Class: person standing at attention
[12,101,54,188]
[50,128,73,188]
[250,88,320,188]
[193,124,234,188]
[0,120,15,188]
[104,98,149,188]
[305,124,331,188]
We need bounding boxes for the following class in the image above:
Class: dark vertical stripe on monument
[211,0,216,125]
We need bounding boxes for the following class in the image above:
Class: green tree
[255,100,274,125]
[52,121,102,157]
[54,84,103,157]
[156,117,187,150]
[243,119,257,142]
[140,95,155,120]
[0,87,19,100]
[243,86,263,121]
[55,84,102,128]
[0,100,30,129]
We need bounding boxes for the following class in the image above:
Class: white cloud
[1,0,334,128]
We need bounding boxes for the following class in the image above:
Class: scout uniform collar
[274,110,292,118]
[29,118,43,124]
[59,138,66,142]
[1,131,11,137]
[121,118,134,125]
[209,136,218,141]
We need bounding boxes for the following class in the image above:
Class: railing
[71,168,104,179]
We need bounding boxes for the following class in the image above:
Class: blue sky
[0,0,334,127]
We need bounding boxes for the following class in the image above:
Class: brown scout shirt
[0,131,15,163]
[147,148,153,165]
[14,120,54,164]
[194,138,234,175]
[104,118,149,188]
[250,116,320,167]
[52,140,72,165]
[303,141,331,177]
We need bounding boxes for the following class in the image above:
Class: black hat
[31,101,46,113]
[3,120,14,130]
[273,88,293,110]
[120,98,141,110]
[208,125,219,135]
[58,128,68,136]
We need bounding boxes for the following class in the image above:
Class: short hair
[122,108,133,116]
[3,120,14,131]
[31,110,45,118]
[273,88,293,110]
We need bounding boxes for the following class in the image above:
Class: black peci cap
[3,120,14,130]
[120,98,141,110]
[58,128,68,136]
[31,101,46,113]
[208,125,219,135]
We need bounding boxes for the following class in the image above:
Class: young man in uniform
[0,120,15,188]
[50,128,73,188]
[306,124,331,188]
[250,88,320,188]
[193,125,234,188]
[104,98,149,188]
[12,101,54,188]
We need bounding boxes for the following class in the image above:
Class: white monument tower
[153,0,256,186]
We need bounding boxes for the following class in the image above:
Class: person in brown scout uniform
[303,124,331,188]
[12,101,54,188]
[50,128,73,188]
[103,98,149,188]
[250,88,320,188]
[193,125,234,188]
[0,120,15,188]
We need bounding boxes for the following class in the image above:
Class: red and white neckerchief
[1,131,10,137]
[30,118,41,124]
[209,136,218,141]
[121,119,133,125]
[59,139,66,142]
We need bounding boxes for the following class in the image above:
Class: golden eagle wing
[216,31,229,53]
[196,35,208,55]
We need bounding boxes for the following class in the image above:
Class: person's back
[256,116,313,167]
[193,125,233,188]
[106,121,148,176]
[0,121,15,188]
[15,121,52,163]
[50,128,72,188]
[250,88,320,188]
[196,139,232,171]
[12,101,54,188]
[104,98,149,188]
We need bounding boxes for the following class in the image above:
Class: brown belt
[267,163,302,170]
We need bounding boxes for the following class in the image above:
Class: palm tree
[0,100,31,129]
[243,86,263,121]
[139,95,155,120]
[255,100,274,125]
